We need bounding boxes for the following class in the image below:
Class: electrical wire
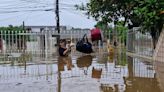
[61,8,87,17]
[0,2,75,13]
[0,8,54,14]
[0,4,75,10]
[0,5,54,10]
[0,0,53,11]
[0,6,76,14]
[23,11,52,22]
[0,0,90,23]
[19,0,51,5]
[0,3,53,9]
[0,12,27,22]
[0,10,52,23]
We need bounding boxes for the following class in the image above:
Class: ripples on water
[0,52,162,92]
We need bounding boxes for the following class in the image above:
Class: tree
[116,21,128,46]
[95,21,109,38]
[133,0,164,49]
[77,0,164,49]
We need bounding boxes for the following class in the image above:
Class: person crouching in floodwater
[58,39,73,56]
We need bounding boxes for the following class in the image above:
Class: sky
[0,0,96,29]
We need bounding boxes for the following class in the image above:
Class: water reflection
[0,52,162,92]
[57,56,73,92]
[58,56,73,71]
[77,55,93,75]
[124,56,161,92]
[92,67,102,79]
[56,54,162,92]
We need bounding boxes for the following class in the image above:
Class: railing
[127,28,154,57]
[0,30,109,63]
[0,29,91,60]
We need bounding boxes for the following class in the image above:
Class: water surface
[0,52,162,92]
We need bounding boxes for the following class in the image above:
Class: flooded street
[0,52,162,92]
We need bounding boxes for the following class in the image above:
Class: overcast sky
[0,0,96,28]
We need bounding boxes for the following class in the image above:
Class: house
[25,25,67,32]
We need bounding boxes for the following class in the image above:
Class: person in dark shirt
[58,39,72,56]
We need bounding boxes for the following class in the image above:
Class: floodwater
[0,52,163,92]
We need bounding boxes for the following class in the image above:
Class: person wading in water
[58,39,73,56]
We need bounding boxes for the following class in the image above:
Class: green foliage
[0,25,23,31]
[0,25,26,44]
[77,0,163,31]
[133,0,164,32]
[77,0,164,48]
[95,21,114,40]
[0,25,24,36]
[77,0,136,25]
[133,0,164,49]
[117,47,127,66]
[116,22,128,44]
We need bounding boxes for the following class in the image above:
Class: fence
[0,29,92,61]
[0,27,156,63]
[0,28,158,92]
[0,26,162,92]
[127,27,154,57]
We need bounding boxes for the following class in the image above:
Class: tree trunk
[150,27,157,49]
[152,36,156,49]
[150,25,163,49]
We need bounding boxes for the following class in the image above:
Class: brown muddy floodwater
[0,53,162,92]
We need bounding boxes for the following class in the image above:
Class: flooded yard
[0,52,162,92]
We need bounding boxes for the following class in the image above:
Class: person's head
[59,39,66,47]
[67,40,71,44]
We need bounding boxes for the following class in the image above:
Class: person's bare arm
[63,48,69,55]
[63,46,72,55]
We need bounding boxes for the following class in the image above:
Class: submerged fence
[0,28,158,92]
[0,27,155,61]
[0,29,91,61]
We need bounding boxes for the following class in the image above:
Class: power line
[0,4,75,10]
[0,0,90,22]
[0,0,75,8]
[0,2,75,12]
[19,0,52,5]
[0,3,53,9]
[0,1,50,8]
[0,10,52,23]
[0,5,53,10]
[0,8,54,14]
[0,12,28,22]
[61,9,87,18]
[0,9,90,23]
[23,11,51,22]
[0,2,27,7]
[0,0,54,11]
[0,6,77,14]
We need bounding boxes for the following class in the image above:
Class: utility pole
[55,2,61,92]
[55,0,60,44]
[23,21,25,30]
